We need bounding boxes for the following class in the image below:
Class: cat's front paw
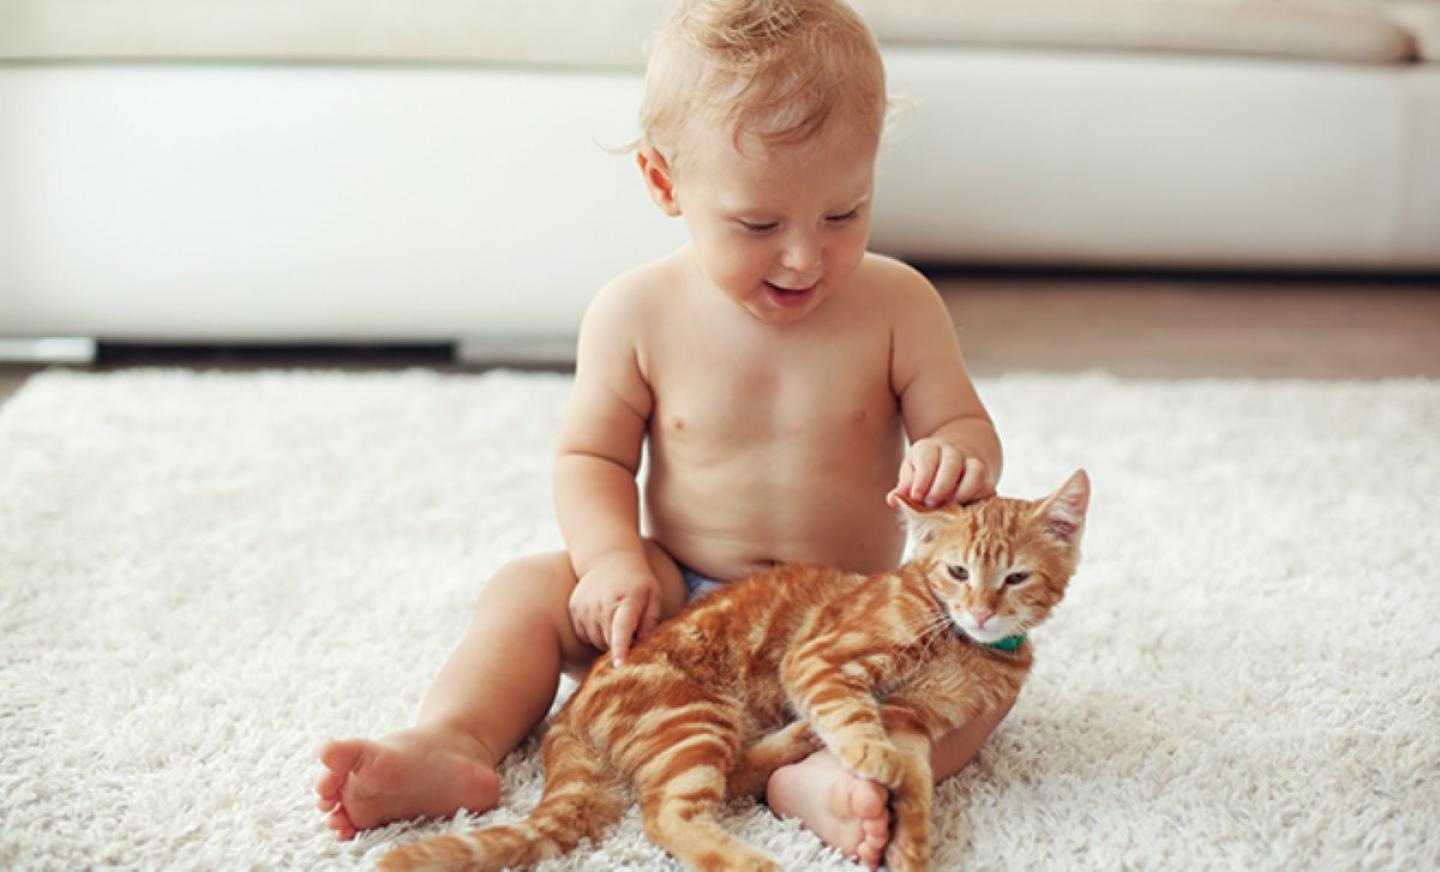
[884,830,930,872]
[838,739,905,789]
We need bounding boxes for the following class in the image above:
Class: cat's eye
[1004,572,1030,586]
[947,565,970,582]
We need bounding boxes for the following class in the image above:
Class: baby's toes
[326,807,357,841]
[859,821,890,869]
[318,739,366,776]
[850,779,888,820]
[851,779,890,868]
[314,769,346,811]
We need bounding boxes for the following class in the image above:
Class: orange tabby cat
[379,470,1089,872]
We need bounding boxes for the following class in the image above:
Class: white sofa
[2,0,1437,351]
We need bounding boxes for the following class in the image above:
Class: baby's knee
[478,552,596,664]
[476,553,577,627]
[639,540,687,618]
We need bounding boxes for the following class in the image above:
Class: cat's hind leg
[639,771,780,872]
[634,729,780,872]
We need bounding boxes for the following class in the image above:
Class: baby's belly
[643,443,907,581]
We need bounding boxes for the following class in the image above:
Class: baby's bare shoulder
[587,254,684,322]
[577,254,687,381]
[857,251,926,283]
[849,252,944,317]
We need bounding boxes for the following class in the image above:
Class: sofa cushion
[1386,0,1440,60]
[0,0,670,67]
[854,0,1418,64]
[0,0,1427,65]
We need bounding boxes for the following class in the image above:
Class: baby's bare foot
[766,750,890,869]
[314,725,500,840]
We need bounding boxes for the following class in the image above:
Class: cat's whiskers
[899,608,954,665]
[896,605,950,641]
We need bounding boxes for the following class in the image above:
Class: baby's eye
[947,565,969,582]
[737,219,778,234]
[1004,572,1030,586]
[825,209,859,224]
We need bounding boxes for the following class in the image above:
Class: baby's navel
[673,418,685,431]
[852,410,867,424]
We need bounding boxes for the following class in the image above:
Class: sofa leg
[0,338,97,365]
[454,336,575,368]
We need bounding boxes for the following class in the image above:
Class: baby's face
[670,121,878,326]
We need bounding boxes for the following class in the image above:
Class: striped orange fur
[379,470,1090,872]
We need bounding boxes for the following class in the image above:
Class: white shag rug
[2,369,1438,871]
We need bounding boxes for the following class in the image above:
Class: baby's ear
[636,146,682,217]
[1032,469,1090,544]
[894,492,949,545]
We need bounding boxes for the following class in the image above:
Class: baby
[316,1,1008,867]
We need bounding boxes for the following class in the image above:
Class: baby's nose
[780,235,821,275]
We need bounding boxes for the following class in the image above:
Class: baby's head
[635,0,889,325]
[639,0,886,163]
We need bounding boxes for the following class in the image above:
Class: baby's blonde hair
[639,0,887,163]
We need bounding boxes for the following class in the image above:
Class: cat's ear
[1032,469,1090,544]
[893,492,948,545]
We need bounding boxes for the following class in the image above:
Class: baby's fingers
[636,590,662,643]
[953,458,995,504]
[905,443,941,502]
[888,461,915,509]
[609,598,642,666]
[569,602,597,650]
[923,449,965,506]
[894,458,915,495]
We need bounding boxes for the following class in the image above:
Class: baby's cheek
[703,239,764,285]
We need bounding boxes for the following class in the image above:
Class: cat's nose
[970,607,995,628]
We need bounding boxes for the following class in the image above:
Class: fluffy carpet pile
[1,369,1437,870]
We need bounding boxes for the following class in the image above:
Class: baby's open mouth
[763,280,818,308]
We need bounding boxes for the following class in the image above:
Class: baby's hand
[887,438,995,509]
[569,552,662,666]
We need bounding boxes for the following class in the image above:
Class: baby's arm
[554,279,656,664]
[885,262,1003,507]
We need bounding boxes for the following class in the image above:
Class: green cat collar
[983,635,1026,653]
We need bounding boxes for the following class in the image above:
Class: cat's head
[898,470,1090,646]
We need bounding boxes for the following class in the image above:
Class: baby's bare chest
[649,325,897,443]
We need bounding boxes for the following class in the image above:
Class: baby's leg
[928,694,1016,781]
[315,542,686,839]
[765,697,1016,870]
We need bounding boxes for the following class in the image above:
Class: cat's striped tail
[376,719,625,872]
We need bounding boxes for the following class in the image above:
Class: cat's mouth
[924,583,1017,645]
[948,611,1017,646]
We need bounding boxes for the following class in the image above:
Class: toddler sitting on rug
[315,1,1005,865]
